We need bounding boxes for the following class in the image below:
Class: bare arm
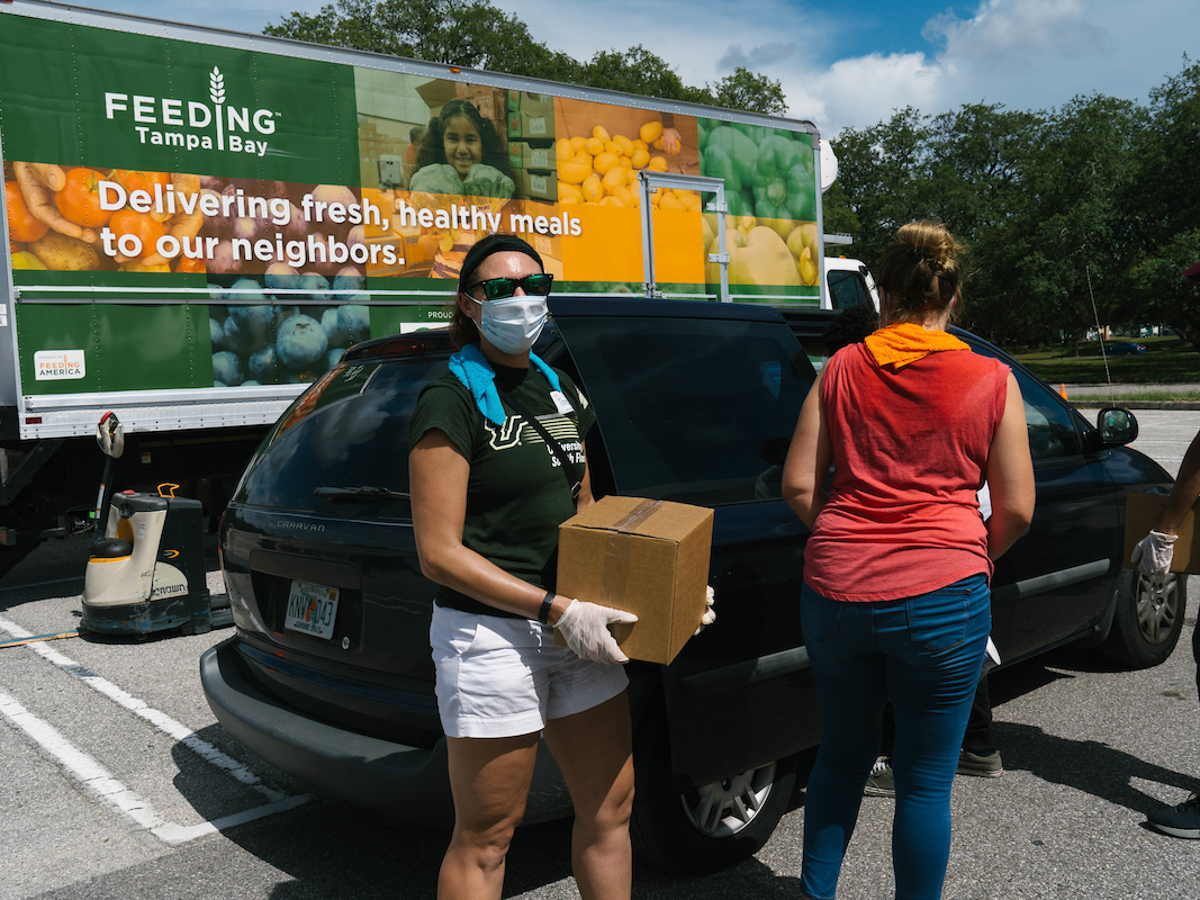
[985,372,1035,560]
[408,429,583,624]
[1153,430,1200,535]
[781,371,831,529]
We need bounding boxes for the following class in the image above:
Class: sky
[81,0,1200,136]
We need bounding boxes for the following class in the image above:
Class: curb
[1071,401,1200,411]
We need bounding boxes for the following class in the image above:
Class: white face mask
[470,294,548,355]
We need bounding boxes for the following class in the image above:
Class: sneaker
[1148,794,1200,839]
[864,756,895,797]
[957,748,1004,777]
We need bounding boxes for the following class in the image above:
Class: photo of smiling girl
[410,98,520,280]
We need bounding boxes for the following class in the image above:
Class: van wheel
[630,716,797,873]
[1100,568,1186,669]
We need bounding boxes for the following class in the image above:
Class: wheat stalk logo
[210,67,226,150]
[209,67,225,103]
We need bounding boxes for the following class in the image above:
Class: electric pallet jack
[81,412,233,636]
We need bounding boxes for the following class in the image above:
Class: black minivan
[203,298,1185,873]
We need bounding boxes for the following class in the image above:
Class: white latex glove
[1131,530,1177,579]
[555,599,638,665]
[694,584,717,636]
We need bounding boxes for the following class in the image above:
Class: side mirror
[1095,407,1139,446]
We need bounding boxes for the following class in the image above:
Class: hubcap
[679,761,776,838]
[1135,572,1179,645]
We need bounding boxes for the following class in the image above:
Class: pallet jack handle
[93,412,125,538]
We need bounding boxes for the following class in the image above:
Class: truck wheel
[1099,568,1186,669]
[630,716,797,873]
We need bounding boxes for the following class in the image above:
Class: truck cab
[824,255,879,311]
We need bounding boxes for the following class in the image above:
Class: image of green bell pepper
[751,135,817,221]
[700,126,760,194]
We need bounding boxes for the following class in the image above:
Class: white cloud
[718,42,799,71]
[99,0,1200,136]
[926,0,1113,66]
[776,51,949,136]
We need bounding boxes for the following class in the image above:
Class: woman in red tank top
[782,221,1035,900]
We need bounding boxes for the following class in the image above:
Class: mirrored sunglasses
[471,273,553,301]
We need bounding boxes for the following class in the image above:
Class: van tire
[630,713,797,873]
[1100,568,1186,669]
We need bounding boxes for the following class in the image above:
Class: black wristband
[538,591,555,624]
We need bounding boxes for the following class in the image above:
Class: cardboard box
[508,92,555,139]
[1124,493,1200,573]
[518,170,558,202]
[415,79,459,113]
[556,496,713,664]
[508,141,555,171]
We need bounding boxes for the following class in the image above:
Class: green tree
[576,46,708,104]
[1123,59,1200,344]
[829,107,933,265]
[922,104,1043,343]
[708,67,788,115]
[265,0,578,80]
[1128,230,1200,346]
[1008,94,1138,350]
[265,0,788,112]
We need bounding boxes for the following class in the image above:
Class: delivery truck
[0,0,875,576]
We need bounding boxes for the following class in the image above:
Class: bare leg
[543,692,635,900]
[438,732,540,900]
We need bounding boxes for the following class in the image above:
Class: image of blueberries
[274,304,301,330]
[327,347,346,369]
[298,272,330,301]
[276,313,329,371]
[321,307,350,348]
[337,304,371,347]
[332,266,365,300]
[207,282,227,302]
[213,351,244,387]
[249,345,281,383]
[264,262,302,298]
[210,317,225,350]
[230,305,275,342]
[229,277,266,302]
[221,315,256,355]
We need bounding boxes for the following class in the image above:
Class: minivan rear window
[234,356,447,517]
[555,316,814,506]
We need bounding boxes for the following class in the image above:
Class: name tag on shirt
[550,390,574,415]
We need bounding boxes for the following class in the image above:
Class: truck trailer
[0,0,875,576]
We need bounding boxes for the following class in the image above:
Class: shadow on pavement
[995,720,1200,816]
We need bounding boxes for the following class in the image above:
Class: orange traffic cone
[1060,383,1068,400]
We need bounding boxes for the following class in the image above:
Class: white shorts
[430,605,629,739]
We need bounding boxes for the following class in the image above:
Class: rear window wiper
[313,485,411,503]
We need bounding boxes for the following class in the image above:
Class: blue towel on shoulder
[448,343,561,427]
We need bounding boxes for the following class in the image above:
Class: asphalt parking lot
[1,406,1199,899]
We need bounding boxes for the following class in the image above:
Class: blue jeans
[799,575,990,900]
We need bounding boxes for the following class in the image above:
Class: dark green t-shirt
[408,361,596,618]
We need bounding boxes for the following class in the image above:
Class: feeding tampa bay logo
[104,67,278,159]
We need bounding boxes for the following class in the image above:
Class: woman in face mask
[408,234,638,900]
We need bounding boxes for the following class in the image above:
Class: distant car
[202,300,1185,875]
[1107,341,1147,355]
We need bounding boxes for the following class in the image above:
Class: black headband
[458,235,544,294]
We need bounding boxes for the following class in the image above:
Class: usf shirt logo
[484,412,585,467]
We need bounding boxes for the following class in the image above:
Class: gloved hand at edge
[1131,530,1177,579]
[555,599,638,665]
[694,584,716,636]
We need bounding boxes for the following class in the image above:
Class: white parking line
[0,616,310,842]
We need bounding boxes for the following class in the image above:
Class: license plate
[284,581,340,639]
